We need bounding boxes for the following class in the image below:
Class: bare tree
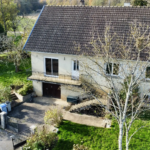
[0,14,35,72]
[78,22,150,150]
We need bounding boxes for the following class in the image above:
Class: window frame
[73,60,79,71]
[44,57,59,77]
[145,66,150,80]
[105,62,120,77]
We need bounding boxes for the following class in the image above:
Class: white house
[23,5,150,101]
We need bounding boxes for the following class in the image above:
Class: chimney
[80,0,85,6]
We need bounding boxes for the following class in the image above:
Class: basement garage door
[43,83,61,99]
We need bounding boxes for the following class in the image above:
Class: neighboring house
[23,5,150,101]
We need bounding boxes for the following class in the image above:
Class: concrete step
[10,93,18,101]
[69,98,107,112]
[5,128,30,146]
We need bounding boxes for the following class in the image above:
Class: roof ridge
[45,5,150,8]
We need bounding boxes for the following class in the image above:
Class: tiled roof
[24,6,150,57]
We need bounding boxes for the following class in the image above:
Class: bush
[44,105,63,127]
[23,129,56,150]
[73,144,89,150]
[132,0,148,6]
[105,113,112,119]
[0,85,11,103]
[17,83,33,96]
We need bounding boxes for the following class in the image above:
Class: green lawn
[17,17,36,32]
[53,119,150,150]
[0,57,31,87]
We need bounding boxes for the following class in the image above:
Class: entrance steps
[10,93,18,101]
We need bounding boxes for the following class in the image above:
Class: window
[45,58,58,76]
[146,67,150,79]
[106,63,120,76]
[73,60,79,71]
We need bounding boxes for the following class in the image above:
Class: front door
[43,83,61,98]
[72,60,79,79]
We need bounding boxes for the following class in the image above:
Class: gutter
[23,5,46,50]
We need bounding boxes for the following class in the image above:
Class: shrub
[132,0,148,6]
[44,105,63,127]
[23,129,56,150]
[105,113,112,119]
[17,83,33,96]
[73,144,89,150]
[0,85,11,103]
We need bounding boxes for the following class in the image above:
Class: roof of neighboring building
[23,5,150,57]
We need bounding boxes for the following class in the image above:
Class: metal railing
[27,71,80,81]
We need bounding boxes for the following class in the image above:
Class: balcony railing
[27,71,81,86]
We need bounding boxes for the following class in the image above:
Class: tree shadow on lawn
[53,139,74,150]
[138,110,150,121]
[59,121,95,137]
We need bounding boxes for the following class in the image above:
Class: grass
[53,119,150,150]
[0,57,31,87]
[7,16,36,35]
[17,17,36,32]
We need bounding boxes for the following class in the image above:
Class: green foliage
[44,105,63,127]
[0,24,4,34]
[23,129,56,150]
[132,0,148,6]
[0,85,11,103]
[53,120,150,150]
[53,121,119,150]
[91,0,107,6]
[0,0,18,32]
[15,16,36,32]
[17,83,33,96]
[73,144,89,150]
[17,0,46,15]
[105,113,112,119]
[0,58,31,87]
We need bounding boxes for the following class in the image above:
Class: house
[23,5,150,101]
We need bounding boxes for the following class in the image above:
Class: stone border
[14,92,34,102]
[63,111,111,128]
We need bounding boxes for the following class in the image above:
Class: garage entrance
[43,83,61,99]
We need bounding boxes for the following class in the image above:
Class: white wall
[31,52,77,75]
[31,52,150,99]
[31,52,80,99]
[33,81,42,96]
[61,85,83,101]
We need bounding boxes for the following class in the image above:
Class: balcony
[28,72,81,86]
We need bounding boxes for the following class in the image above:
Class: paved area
[0,140,14,150]
[63,111,111,128]
[8,97,69,132]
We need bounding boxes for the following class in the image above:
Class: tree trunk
[119,123,124,150]
[15,65,19,73]
[126,129,129,150]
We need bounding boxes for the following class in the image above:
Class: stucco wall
[31,52,150,99]
[61,85,84,101]
[33,81,42,96]
[31,52,76,75]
